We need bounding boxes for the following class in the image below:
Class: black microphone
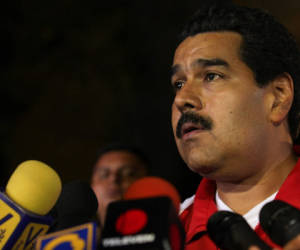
[100,176,185,250]
[207,211,271,250]
[50,180,99,232]
[259,200,300,246]
[100,196,185,250]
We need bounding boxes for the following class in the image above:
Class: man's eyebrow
[171,58,229,78]
[171,64,181,78]
[192,58,229,68]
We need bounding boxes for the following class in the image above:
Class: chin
[181,141,223,169]
[188,163,218,177]
[108,193,122,201]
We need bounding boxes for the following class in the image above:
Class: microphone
[100,176,185,250]
[0,160,62,249]
[207,211,271,250]
[50,180,99,231]
[259,200,300,246]
[124,176,181,213]
[36,180,99,249]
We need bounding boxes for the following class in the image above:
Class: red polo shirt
[180,156,300,250]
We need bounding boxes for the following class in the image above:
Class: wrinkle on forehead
[171,58,230,79]
[173,31,243,67]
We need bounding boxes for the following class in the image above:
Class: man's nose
[109,172,123,186]
[108,172,119,183]
[173,82,203,113]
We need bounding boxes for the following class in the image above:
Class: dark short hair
[95,143,150,169]
[180,3,300,141]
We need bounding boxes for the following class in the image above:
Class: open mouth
[181,123,203,138]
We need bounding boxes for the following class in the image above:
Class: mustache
[176,112,213,139]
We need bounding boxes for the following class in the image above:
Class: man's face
[91,150,146,206]
[171,32,273,181]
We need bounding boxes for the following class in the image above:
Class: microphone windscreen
[124,176,181,212]
[207,211,271,250]
[5,160,62,215]
[53,180,98,230]
[259,200,300,246]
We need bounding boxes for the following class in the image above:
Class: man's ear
[269,72,294,125]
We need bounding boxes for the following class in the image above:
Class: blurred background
[1,0,300,200]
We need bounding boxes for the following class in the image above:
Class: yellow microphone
[0,160,62,249]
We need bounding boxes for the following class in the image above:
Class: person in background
[90,143,148,226]
[170,2,300,249]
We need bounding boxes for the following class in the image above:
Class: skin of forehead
[94,150,145,172]
[173,31,245,71]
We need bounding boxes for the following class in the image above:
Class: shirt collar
[185,178,217,243]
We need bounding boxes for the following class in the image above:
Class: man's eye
[119,167,135,179]
[173,81,184,90]
[96,169,110,179]
[205,73,221,82]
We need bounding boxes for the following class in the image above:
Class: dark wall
[1,0,299,200]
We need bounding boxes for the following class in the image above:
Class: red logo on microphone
[115,209,148,235]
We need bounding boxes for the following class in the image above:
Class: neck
[97,202,108,228]
[216,151,297,215]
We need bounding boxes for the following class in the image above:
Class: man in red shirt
[171,3,300,249]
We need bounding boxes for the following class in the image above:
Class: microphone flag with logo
[35,222,98,250]
[101,197,185,250]
[100,176,185,250]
